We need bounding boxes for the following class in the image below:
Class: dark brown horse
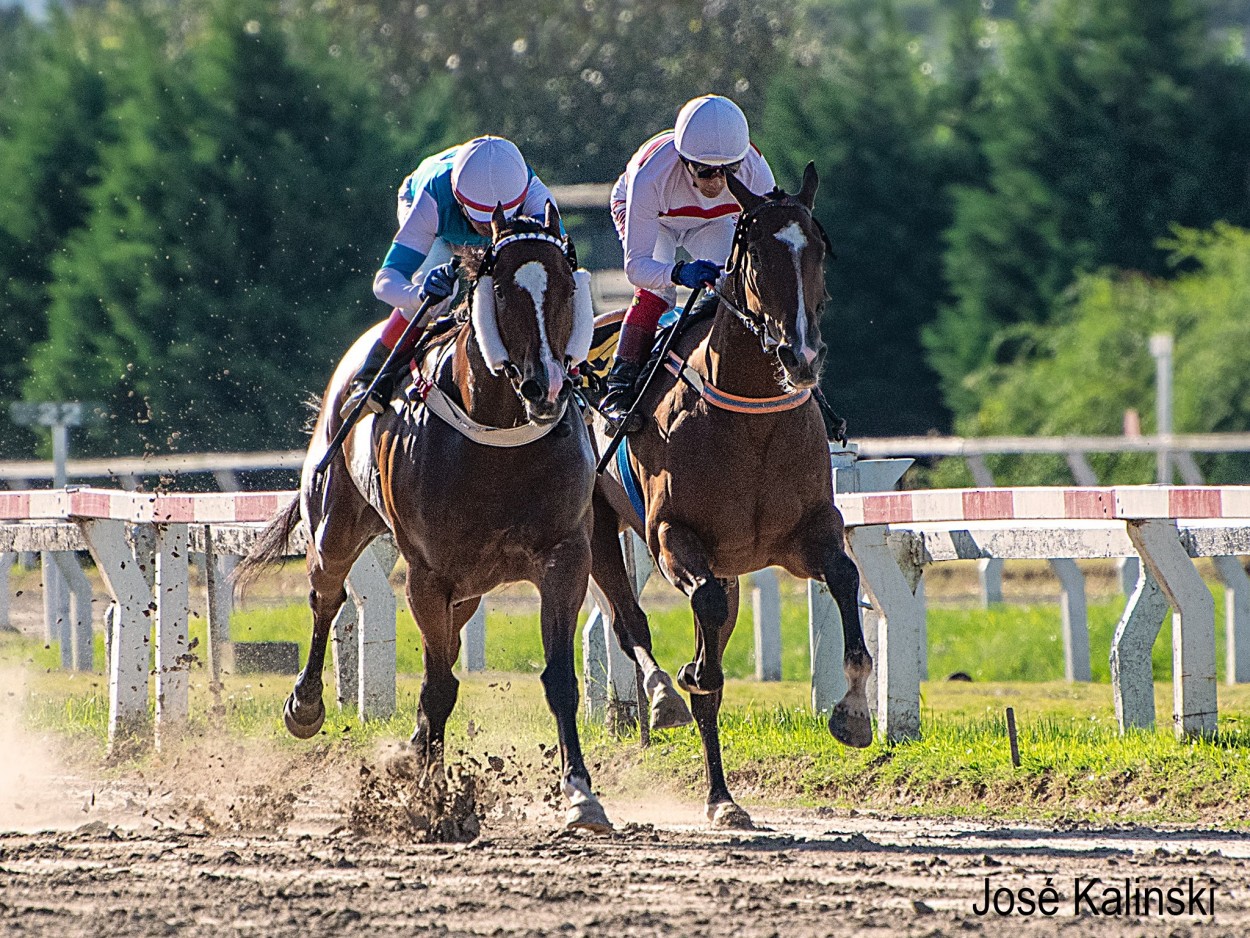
[239,204,612,831]
[590,164,872,828]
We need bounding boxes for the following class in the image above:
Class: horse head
[469,202,593,424]
[724,162,829,390]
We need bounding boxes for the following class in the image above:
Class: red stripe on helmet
[455,182,530,214]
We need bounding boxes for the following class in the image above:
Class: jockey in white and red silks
[341,136,562,418]
[599,95,776,424]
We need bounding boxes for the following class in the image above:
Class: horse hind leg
[822,546,874,749]
[285,566,352,739]
[589,493,691,730]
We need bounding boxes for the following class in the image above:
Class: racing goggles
[685,158,743,179]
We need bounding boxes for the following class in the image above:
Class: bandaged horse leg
[405,572,463,771]
[539,534,612,832]
[588,495,692,730]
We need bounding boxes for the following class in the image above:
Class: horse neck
[702,277,785,398]
[450,328,528,428]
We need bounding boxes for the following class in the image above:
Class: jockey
[599,95,776,424]
[341,136,561,419]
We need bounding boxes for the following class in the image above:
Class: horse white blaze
[774,221,818,365]
[514,260,563,404]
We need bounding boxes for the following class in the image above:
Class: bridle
[715,193,833,356]
[468,226,592,402]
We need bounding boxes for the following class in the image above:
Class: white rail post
[750,569,782,681]
[1212,556,1250,684]
[461,601,487,672]
[41,552,69,650]
[807,579,841,714]
[49,552,93,671]
[331,598,359,709]
[0,552,12,631]
[1110,566,1169,731]
[1127,518,1217,739]
[966,456,1004,607]
[80,519,153,744]
[347,538,398,721]
[153,524,190,736]
[582,582,611,721]
[1049,558,1091,681]
[846,524,924,743]
[608,532,648,726]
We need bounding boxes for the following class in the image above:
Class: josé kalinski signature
[972,876,1218,918]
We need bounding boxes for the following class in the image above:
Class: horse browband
[478,230,577,278]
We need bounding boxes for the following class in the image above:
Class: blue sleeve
[381,242,426,280]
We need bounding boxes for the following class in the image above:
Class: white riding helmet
[674,95,750,165]
[451,136,531,223]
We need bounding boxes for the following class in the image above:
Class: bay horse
[238,203,612,831]
[589,164,872,828]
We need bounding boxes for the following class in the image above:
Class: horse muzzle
[518,366,572,425]
[776,341,826,390]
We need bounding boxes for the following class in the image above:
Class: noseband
[716,195,833,356]
[469,228,594,400]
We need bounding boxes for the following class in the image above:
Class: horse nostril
[519,378,545,403]
[776,345,800,370]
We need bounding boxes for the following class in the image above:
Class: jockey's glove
[672,259,721,289]
[418,261,459,302]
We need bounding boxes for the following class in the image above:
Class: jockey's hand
[418,262,458,303]
[672,259,720,289]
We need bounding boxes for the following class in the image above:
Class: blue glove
[672,259,720,289]
[418,262,458,302]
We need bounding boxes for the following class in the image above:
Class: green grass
[10,576,1250,824]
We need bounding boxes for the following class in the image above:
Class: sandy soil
[1,738,1247,938]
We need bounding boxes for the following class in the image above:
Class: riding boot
[339,338,396,421]
[600,358,643,428]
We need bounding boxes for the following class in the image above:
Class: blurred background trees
[1,0,1249,478]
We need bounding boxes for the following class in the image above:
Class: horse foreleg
[539,534,611,833]
[589,494,691,730]
[655,521,729,696]
[821,543,874,749]
[405,572,461,771]
[685,577,750,829]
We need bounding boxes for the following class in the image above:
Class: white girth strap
[421,383,567,447]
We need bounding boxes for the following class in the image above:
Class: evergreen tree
[761,1,962,434]
[24,0,405,455]
[0,9,114,456]
[927,0,1250,421]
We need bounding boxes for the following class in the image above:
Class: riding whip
[595,285,704,474]
[314,257,460,481]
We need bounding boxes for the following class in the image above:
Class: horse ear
[491,202,508,238]
[544,200,562,235]
[726,170,765,213]
[797,161,819,209]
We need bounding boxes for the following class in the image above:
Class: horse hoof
[707,801,754,830]
[828,705,873,749]
[676,662,715,696]
[283,693,325,739]
[651,688,694,730]
[565,801,613,834]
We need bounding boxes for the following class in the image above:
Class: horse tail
[233,495,302,595]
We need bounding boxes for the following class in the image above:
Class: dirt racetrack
[2,759,1247,938]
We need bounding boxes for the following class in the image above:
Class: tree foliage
[18,0,409,455]
[964,224,1250,484]
[926,0,1250,421]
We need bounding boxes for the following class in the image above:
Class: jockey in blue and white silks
[598,96,776,426]
[341,136,561,418]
